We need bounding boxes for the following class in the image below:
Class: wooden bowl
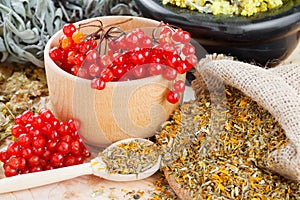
[44,16,183,149]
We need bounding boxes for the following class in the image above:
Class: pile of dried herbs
[0,64,49,147]
[162,0,285,16]
[155,86,300,199]
[99,139,159,175]
[0,0,140,67]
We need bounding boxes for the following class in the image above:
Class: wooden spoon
[0,138,161,194]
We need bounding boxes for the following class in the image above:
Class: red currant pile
[0,109,90,177]
[49,21,198,104]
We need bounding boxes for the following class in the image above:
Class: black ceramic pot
[135,0,300,66]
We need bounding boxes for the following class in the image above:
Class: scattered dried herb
[0,63,49,145]
[149,172,179,200]
[156,86,300,199]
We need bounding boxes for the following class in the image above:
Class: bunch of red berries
[49,21,198,104]
[0,109,90,177]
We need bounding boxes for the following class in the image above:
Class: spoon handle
[0,163,92,194]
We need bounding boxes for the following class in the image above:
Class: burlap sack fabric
[165,54,300,199]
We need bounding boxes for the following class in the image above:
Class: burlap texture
[192,54,300,180]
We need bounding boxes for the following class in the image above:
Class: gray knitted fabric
[193,54,300,180]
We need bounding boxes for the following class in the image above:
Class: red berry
[130,50,147,65]
[86,50,99,63]
[165,53,180,69]
[166,90,180,104]
[3,164,18,177]
[64,154,76,166]
[159,27,172,44]
[74,155,85,164]
[47,130,59,140]
[111,65,126,80]
[6,142,21,157]
[31,114,44,130]
[57,141,71,154]
[19,110,34,125]
[49,47,63,62]
[41,149,52,161]
[160,27,173,35]
[50,117,60,129]
[98,55,111,68]
[70,140,82,155]
[173,80,186,93]
[82,148,91,158]
[61,36,74,50]
[74,54,85,66]
[176,60,192,74]
[140,35,152,48]
[18,133,32,148]
[47,139,58,152]
[21,147,33,159]
[148,63,163,76]
[61,135,73,143]
[29,165,43,173]
[51,152,64,168]
[182,43,195,56]
[6,157,26,173]
[38,108,53,121]
[68,118,80,132]
[72,30,85,44]
[0,151,8,162]
[114,35,126,50]
[41,123,55,136]
[28,127,42,137]
[27,155,41,167]
[108,39,119,52]
[32,136,46,149]
[57,122,71,136]
[76,67,90,79]
[32,147,45,156]
[172,29,191,43]
[79,39,97,54]
[162,43,176,53]
[149,54,163,64]
[132,65,147,79]
[163,67,177,81]
[185,54,198,67]
[113,54,128,66]
[14,115,23,125]
[11,124,26,138]
[63,24,77,37]
[126,32,139,45]
[100,68,114,82]
[88,63,102,77]
[91,77,106,90]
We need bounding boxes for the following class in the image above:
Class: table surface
[0,43,299,200]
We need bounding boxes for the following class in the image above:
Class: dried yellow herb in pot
[162,0,284,16]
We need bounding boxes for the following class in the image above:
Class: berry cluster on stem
[49,19,198,104]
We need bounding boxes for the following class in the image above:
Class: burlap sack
[191,54,300,180]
